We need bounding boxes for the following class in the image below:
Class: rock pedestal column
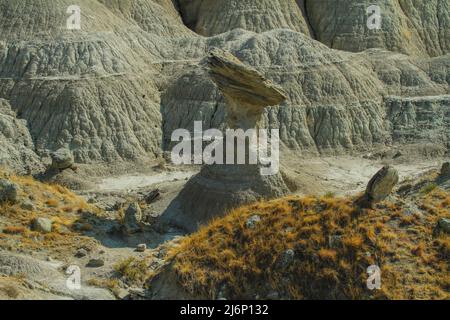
[163,49,290,232]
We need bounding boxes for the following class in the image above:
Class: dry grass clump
[114,257,151,285]
[87,278,121,297]
[166,188,449,300]
[2,226,26,235]
[0,283,20,299]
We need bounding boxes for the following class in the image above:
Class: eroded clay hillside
[0,0,449,301]
[0,0,448,173]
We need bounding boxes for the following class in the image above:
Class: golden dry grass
[164,187,449,300]
[114,257,152,285]
[0,170,100,256]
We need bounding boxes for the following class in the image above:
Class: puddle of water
[96,171,195,191]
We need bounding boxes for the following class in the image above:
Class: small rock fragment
[437,218,450,234]
[246,215,261,229]
[86,259,104,268]
[75,248,88,258]
[116,288,129,300]
[143,189,161,204]
[266,291,280,300]
[136,244,147,252]
[21,200,35,211]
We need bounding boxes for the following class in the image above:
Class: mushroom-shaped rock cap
[207,49,287,109]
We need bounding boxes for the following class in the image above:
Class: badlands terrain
[0,0,449,300]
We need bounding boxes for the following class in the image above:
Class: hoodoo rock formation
[161,49,290,232]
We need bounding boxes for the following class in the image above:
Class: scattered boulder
[50,148,74,170]
[245,215,261,229]
[75,248,88,258]
[123,203,142,234]
[136,244,147,252]
[357,166,399,208]
[142,189,161,204]
[31,217,52,233]
[0,179,19,203]
[143,209,160,224]
[437,218,450,234]
[116,288,130,300]
[86,259,104,268]
[20,200,35,211]
[440,162,450,177]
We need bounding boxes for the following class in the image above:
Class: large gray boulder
[357,166,399,208]
[50,148,74,170]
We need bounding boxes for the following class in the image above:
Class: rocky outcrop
[0,99,41,173]
[306,0,449,57]
[0,0,169,164]
[99,0,191,37]
[437,217,450,234]
[176,0,312,37]
[177,0,448,57]
[386,95,450,146]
